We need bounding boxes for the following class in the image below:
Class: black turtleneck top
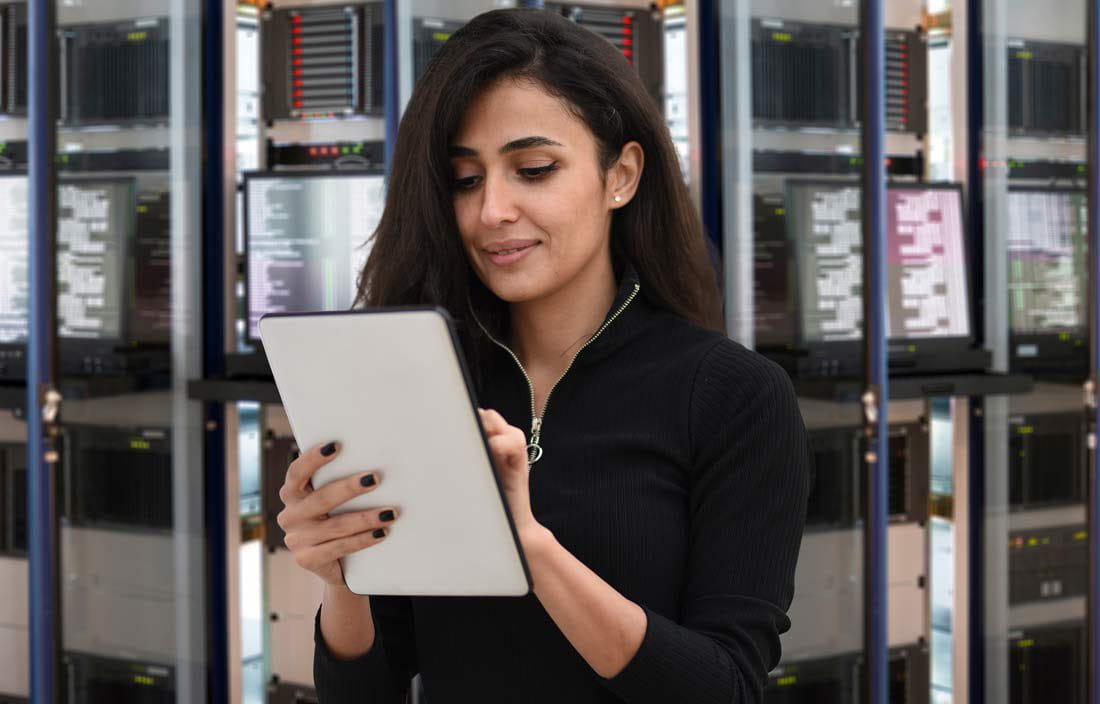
[313,265,812,703]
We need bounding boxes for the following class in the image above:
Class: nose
[479,172,521,229]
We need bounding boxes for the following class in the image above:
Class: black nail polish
[320,442,337,457]
[373,528,387,539]
[379,509,395,522]
[360,473,376,488]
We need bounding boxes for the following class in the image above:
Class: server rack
[0,2,25,116]
[59,18,170,127]
[1007,39,1085,138]
[261,3,384,120]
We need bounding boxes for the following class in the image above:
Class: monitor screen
[245,172,385,341]
[131,190,172,343]
[0,174,28,343]
[57,180,132,339]
[786,181,971,344]
[0,175,132,343]
[1006,189,1087,336]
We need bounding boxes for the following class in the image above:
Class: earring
[613,195,623,203]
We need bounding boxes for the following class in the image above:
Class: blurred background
[0,0,1095,702]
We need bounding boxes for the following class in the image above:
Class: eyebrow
[448,136,564,158]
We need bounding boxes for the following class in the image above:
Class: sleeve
[313,595,419,703]
[600,340,812,704]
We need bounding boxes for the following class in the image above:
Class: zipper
[472,281,641,467]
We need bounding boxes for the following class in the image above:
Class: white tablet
[259,307,532,597]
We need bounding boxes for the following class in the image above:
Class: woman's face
[449,78,636,304]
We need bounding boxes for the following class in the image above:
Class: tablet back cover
[260,308,531,597]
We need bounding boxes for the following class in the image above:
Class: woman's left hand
[478,408,541,540]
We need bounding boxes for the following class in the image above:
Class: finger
[296,469,382,520]
[284,441,342,498]
[285,507,399,551]
[478,408,512,437]
[487,434,527,469]
[296,526,392,573]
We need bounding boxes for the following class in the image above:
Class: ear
[607,141,644,209]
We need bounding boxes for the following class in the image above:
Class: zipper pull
[527,417,543,465]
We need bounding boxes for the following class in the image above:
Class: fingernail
[320,442,337,457]
[360,473,377,488]
[373,528,387,539]
[379,509,395,522]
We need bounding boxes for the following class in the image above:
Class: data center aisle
[715,0,1093,701]
[2,0,1096,702]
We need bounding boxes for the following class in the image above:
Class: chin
[479,268,552,304]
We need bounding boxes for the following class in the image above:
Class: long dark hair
[355,8,723,379]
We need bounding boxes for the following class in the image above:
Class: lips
[484,239,540,254]
[484,240,540,266]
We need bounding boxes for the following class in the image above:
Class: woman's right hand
[276,441,399,587]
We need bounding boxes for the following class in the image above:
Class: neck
[508,254,617,373]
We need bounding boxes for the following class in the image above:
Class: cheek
[452,198,480,243]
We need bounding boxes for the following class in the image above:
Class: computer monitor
[243,171,386,344]
[781,180,975,376]
[1007,187,1087,373]
[0,174,147,378]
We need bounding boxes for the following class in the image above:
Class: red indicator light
[293,37,302,45]
[291,15,301,22]
[623,49,633,57]
[294,101,303,108]
[293,69,303,76]
[292,26,301,34]
[293,59,302,66]
[309,147,318,156]
[294,90,303,97]
[624,27,633,35]
[293,48,302,55]
[622,15,633,24]
[623,37,633,46]
[294,80,303,87]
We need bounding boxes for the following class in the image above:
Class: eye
[451,175,481,192]
[518,163,559,180]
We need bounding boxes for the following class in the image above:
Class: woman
[276,8,811,703]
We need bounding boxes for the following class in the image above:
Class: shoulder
[644,308,797,405]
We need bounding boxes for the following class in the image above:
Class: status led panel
[855,31,928,134]
[60,18,170,126]
[787,183,970,344]
[0,2,26,115]
[546,3,662,100]
[1007,190,1087,336]
[262,3,383,120]
[244,173,385,341]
